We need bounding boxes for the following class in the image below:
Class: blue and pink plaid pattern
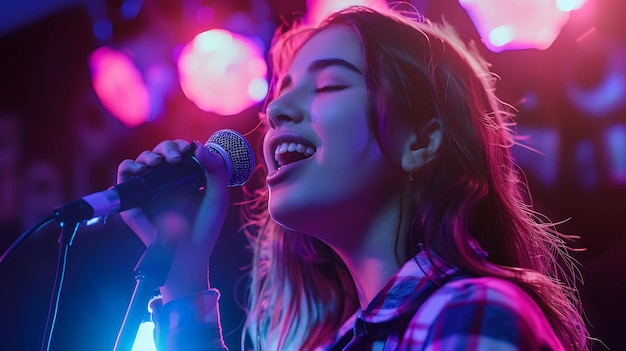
[152,250,565,350]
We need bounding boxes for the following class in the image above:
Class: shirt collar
[323,249,461,350]
[358,249,459,324]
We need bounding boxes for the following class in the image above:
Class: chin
[267,201,315,236]
[267,200,300,232]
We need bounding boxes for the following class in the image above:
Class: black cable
[0,214,55,266]
[0,214,78,351]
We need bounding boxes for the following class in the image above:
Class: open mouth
[274,142,316,169]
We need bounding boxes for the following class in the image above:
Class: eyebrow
[308,58,362,75]
[279,58,362,92]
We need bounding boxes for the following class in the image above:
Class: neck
[337,247,402,310]
[328,194,411,310]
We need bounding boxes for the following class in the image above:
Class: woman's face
[263,26,405,238]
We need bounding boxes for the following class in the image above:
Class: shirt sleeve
[399,277,565,351]
[150,289,229,351]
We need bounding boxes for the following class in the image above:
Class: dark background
[0,0,624,350]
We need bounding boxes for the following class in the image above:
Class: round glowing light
[177,29,268,116]
[121,0,143,20]
[93,19,112,41]
[248,78,269,102]
[556,0,586,12]
[489,25,514,47]
[194,29,233,53]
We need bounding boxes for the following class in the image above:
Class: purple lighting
[605,124,626,184]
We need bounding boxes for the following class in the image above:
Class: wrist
[160,251,210,303]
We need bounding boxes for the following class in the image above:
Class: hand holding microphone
[46,129,254,302]
[111,129,254,301]
[55,129,254,223]
[116,138,227,246]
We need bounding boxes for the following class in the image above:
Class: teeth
[274,142,315,157]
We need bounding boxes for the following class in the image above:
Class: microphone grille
[206,129,255,187]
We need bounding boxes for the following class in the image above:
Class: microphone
[53,129,255,223]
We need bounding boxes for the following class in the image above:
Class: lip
[266,160,302,186]
[267,151,318,186]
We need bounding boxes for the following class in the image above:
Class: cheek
[310,94,373,149]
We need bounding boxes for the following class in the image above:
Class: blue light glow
[131,321,156,351]
[604,124,626,184]
[512,127,559,187]
[574,140,598,189]
[121,0,143,20]
[93,19,112,41]
[567,70,626,117]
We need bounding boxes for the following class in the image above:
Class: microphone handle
[118,154,206,211]
[54,154,206,224]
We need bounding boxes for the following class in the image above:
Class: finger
[195,141,229,180]
[117,159,147,183]
[135,150,167,167]
[153,139,191,163]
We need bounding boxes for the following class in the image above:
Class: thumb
[195,141,230,186]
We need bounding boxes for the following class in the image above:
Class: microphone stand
[40,220,80,351]
[113,235,175,351]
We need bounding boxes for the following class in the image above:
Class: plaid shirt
[152,250,565,350]
[322,250,565,350]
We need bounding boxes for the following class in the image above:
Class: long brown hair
[242,6,589,350]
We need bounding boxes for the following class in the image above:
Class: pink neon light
[88,47,151,127]
[177,29,268,116]
[459,0,576,52]
[306,0,389,25]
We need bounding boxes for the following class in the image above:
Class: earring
[407,172,415,183]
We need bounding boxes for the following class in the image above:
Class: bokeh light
[605,124,626,184]
[574,139,600,189]
[566,46,626,118]
[88,46,151,127]
[556,0,587,12]
[513,127,560,187]
[459,0,572,52]
[305,0,389,25]
[177,29,268,116]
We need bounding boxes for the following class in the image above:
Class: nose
[265,93,304,129]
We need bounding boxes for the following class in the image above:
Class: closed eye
[315,85,348,93]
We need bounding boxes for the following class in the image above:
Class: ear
[401,118,442,173]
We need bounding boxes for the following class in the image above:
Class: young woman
[117,6,590,351]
